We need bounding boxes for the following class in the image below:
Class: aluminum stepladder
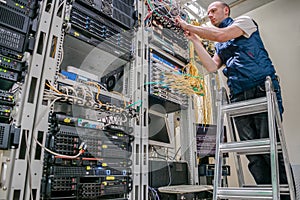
[213,76,295,200]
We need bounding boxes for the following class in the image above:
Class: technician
[176,0,288,197]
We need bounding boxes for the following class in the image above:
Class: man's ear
[224,7,229,17]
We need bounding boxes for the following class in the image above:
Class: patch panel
[161,27,189,49]
[149,27,189,63]
[149,52,189,112]
[51,81,137,132]
[150,52,185,72]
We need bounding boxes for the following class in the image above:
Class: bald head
[207,1,231,26]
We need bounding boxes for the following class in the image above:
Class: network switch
[0,67,22,90]
[0,54,26,72]
[0,104,11,122]
[0,89,14,106]
[0,67,20,82]
[0,122,20,149]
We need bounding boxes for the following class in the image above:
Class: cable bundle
[162,70,205,96]
[144,0,185,29]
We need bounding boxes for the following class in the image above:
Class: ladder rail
[266,77,280,200]
[213,88,226,199]
[226,113,245,187]
[273,83,296,200]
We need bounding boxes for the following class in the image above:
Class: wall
[245,0,300,165]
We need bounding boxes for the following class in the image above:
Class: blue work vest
[215,17,276,95]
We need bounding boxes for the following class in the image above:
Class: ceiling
[182,0,274,20]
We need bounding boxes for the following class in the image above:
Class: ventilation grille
[113,0,132,15]
[53,166,86,177]
[0,5,29,33]
[122,0,134,5]
[113,9,132,28]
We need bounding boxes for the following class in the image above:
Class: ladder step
[217,186,291,199]
[243,184,290,193]
[217,187,272,199]
[219,139,282,154]
[222,97,267,117]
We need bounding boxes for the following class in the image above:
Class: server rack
[0,0,202,199]
[0,0,58,199]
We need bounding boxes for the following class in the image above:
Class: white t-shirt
[232,16,257,38]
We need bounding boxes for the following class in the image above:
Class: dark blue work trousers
[230,82,288,190]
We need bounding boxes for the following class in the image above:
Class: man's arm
[176,16,244,42]
[188,25,244,42]
[188,32,222,72]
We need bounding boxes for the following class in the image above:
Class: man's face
[207,2,228,27]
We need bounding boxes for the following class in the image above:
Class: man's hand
[184,31,199,43]
[175,16,189,31]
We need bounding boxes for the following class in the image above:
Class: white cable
[48,97,63,108]
[76,85,87,100]
[33,136,84,159]
[120,113,128,123]
[98,83,108,91]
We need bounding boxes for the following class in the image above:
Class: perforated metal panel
[0,5,30,33]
